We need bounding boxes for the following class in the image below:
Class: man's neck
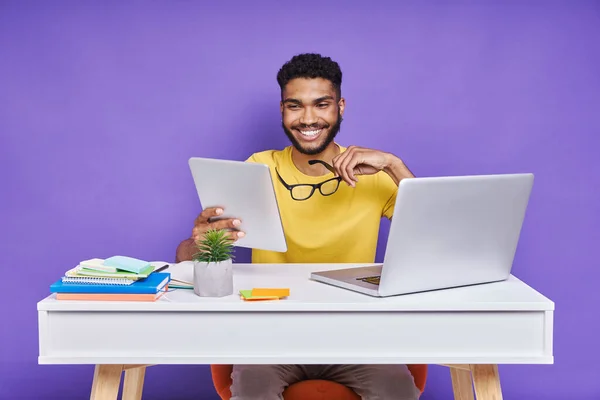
[291,142,340,177]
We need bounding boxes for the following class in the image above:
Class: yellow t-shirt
[246,144,398,264]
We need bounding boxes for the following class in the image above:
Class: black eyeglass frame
[275,160,342,201]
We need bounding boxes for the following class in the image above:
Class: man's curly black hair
[276,53,342,99]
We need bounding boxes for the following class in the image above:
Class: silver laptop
[310,173,534,297]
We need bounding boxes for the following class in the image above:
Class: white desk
[37,263,554,400]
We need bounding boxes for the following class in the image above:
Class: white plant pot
[193,259,233,297]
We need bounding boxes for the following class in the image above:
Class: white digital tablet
[188,157,287,253]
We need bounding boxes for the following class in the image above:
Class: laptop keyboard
[356,275,380,285]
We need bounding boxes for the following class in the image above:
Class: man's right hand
[192,206,245,242]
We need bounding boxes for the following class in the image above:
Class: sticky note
[251,288,290,297]
[239,289,279,301]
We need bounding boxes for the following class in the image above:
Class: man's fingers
[195,206,224,224]
[337,151,356,187]
[332,152,351,185]
[208,218,242,231]
[226,230,245,242]
[331,154,342,174]
[340,153,353,184]
[192,208,234,240]
[346,153,361,183]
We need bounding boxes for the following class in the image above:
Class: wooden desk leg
[442,364,502,400]
[90,364,123,400]
[470,365,503,400]
[450,366,475,400]
[122,365,146,400]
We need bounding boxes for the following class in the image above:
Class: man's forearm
[175,238,197,263]
[384,154,415,186]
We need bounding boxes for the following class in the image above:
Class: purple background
[1,1,599,399]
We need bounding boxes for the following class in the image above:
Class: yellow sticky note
[251,288,290,297]
[239,289,280,301]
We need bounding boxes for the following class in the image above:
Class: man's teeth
[300,129,321,136]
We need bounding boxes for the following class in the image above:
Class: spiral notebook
[63,266,153,280]
[61,276,134,285]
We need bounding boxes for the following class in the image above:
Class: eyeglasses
[275,160,342,201]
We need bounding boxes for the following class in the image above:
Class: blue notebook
[50,272,170,294]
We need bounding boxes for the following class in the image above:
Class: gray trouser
[230,364,421,400]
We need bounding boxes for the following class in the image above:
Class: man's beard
[282,111,343,155]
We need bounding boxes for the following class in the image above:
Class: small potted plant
[192,228,235,297]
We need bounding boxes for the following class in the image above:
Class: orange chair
[211,364,427,399]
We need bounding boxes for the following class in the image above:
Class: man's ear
[280,101,284,114]
[338,97,346,117]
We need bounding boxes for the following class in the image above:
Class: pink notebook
[56,288,167,302]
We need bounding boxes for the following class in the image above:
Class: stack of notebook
[50,256,171,302]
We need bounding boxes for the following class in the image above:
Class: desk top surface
[37,263,554,312]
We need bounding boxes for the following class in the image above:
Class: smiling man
[176,53,419,399]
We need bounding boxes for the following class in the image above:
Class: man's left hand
[331,145,413,187]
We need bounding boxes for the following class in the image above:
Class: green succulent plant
[192,228,235,263]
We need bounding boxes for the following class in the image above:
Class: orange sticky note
[251,288,290,297]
